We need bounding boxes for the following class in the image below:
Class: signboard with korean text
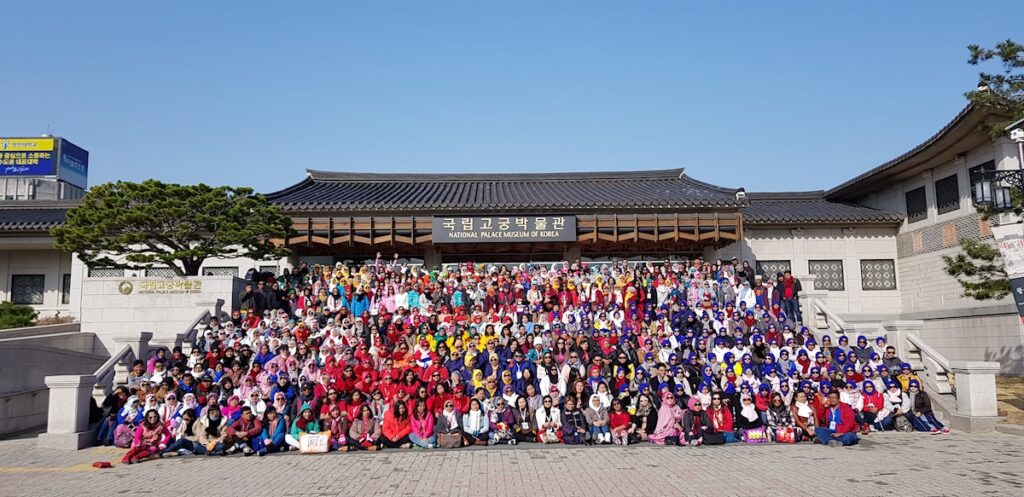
[57,138,89,189]
[0,138,56,177]
[432,215,576,243]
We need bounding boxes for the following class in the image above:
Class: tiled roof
[0,201,77,231]
[743,192,903,225]
[266,168,743,213]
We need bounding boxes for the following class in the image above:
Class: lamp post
[984,118,1024,324]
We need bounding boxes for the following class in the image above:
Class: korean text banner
[0,138,56,176]
[432,215,576,243]
[58,139,89,189]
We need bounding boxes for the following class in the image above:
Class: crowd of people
[95,255,948,464]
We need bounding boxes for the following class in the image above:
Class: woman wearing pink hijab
[648,392,684,445]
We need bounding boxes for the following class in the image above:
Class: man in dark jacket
[780,270,803,324]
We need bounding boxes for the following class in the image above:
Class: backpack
[893,415,914,432]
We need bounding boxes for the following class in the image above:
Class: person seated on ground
[584,394,611,444]
[488,397,517,445]
[122,409,170,464]
[258,407,288,455]
[349,405,382,451]
[462,398,490,446]
[859,380,884,433]
[764,392,795,441]
[161,408,199,456]
[435,400,464,447]
[225,406,262,456]
[907,380,948,434]
[707,393,737,443]
[790,390,817,442]
[882,381,910,431]
[608,398,633,445]
[325,404,351,451]
[735,394,764,432]
[409,400,436,448]
[286,404,322,450]
[681,397,712,446]
[814,391,859,447]
[561,396,589,445]
[535,395,562,444]
[195,406,228,455]
[381,401,412,449]
[630,394,657,442]
[649,392,683,445]
[512,396,538,443]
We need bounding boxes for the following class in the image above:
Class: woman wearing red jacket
[707,394,737,443]
[380,401,412,449]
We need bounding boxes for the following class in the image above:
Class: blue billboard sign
[58,139,89,189]
[0,138,56,177]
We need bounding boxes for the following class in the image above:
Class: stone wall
[714,226,902,315]
[909,307,1024,375]
[75,274,236,352]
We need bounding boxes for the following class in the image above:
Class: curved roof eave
[825,103,996,200]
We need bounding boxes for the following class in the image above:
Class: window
[202,267,239,277]
[61,273,71,305]
[935,174,960,215]
[87,267,124,278]
[259,265,279,276]
[808,260,844,291]
[146,267,177,278]
[11,275,45,305]
[905,187,927,223]
[202,267,238,277]
[861,259,897,290]
[755,260,791,279]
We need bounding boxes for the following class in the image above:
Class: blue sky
[3,1,1022,194]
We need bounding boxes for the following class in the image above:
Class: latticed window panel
[61,273,71,305]
[202,267,239,277]
[259,265,279,276]
[808,260,844,291]
[11,274,45,304]
[87,267,125,278]
[905,187,927,223]
[935,174,960,215]
[147,267,178,278]
[755,260,791,279]
[861,259,897,290]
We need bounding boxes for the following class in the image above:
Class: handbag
[438,432,462,449]
[703,431,726,445]
[741,427,770,444]
[114,425,134,448]
[774,426,796,444]
[299,430,331,453]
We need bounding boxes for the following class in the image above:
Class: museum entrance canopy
[265,168,745,264]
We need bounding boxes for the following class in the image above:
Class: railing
[812,298,849,334]
[181,309,212,354]
[905,332,955,395]
[90,344,134,405]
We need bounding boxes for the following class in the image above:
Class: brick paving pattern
[0,432,1021,496]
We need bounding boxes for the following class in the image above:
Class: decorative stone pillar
[150,333,184,354]
[950,361,1001,417]
[37,375,97,450]
[112,332,152,384]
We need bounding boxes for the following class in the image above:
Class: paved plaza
[0,432,1021,497]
